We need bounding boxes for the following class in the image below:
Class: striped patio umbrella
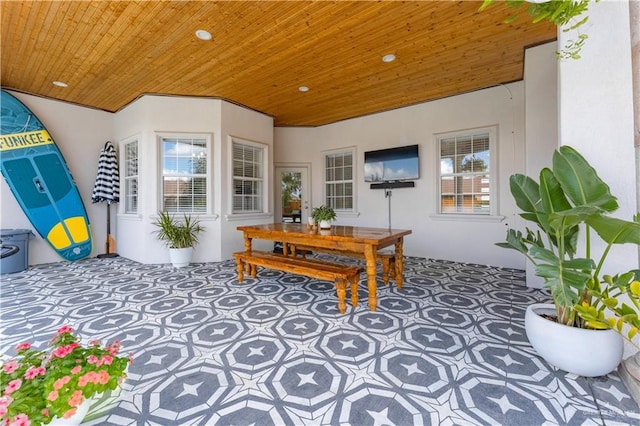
[92,141,119,257]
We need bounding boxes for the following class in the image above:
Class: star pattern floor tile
[1,255,639,425]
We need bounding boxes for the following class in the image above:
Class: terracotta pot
[525,303,624,377]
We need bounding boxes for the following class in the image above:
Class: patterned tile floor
[1,255,639,425]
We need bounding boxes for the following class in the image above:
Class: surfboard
[0,90,92,261]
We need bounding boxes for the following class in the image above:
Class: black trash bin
[1,229,35,274]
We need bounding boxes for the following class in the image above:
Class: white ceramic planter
[319,220,331,229]
[525,303,624,377]
[49,396,92,426]
[169,247,193,268]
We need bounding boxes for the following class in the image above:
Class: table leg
[335,278,347,314]
[395,238,404,289]
[350,274,359,308]
[364,244,378,311]
[233,254,245,282]
[382,257,390,285]
[244,235,252,274]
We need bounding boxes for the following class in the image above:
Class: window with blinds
[438,129,493,215]
[324,149,354,211]
[160,136,207,213]
[124,140,138,214]
[232,140,264,213]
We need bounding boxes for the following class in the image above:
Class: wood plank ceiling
[0,1,555,127]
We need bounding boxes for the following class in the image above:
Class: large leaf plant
[498,146,640,342]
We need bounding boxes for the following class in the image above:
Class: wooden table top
[237,223,412,246]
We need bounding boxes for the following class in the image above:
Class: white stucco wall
[559,0,637,277]
[275,82,530,269]
[0,91,113,266]
[113,95,222,264]
[523,42,559,288]
[219,100,276,256]
[112,95,274,264]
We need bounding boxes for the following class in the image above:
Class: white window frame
[434,126,502,220]
[157,132,210,214]
[122,138,139,215]
[229,137,269,216]
[323,146,357,215]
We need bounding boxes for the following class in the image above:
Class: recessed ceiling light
[195,29,212,41]
[382,54,396,63]
[298,86,309,92]
[53,81,68,87]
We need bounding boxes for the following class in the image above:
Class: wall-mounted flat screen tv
[364,144,420,183]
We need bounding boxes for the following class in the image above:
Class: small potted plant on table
[311,205,337,229]
[152,211,204,268]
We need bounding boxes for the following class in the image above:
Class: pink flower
[89,340,100,346]
[23,366,45,380]
[68,390,83,407]
[2,360,19,374]
[62,407,77,419]
[70,366,82,374]
[47,390,59,402]
[108,341,121,355]
[0,405,6,417]
[53,376,70,391]
[51,345,75,359]
[0,396,13,408]
[101,355,113,365]
[9,413,30,426]
[78,371,98,387]
[14,343,30,351]
[87,355,99,365]
[98,370,110,385]
[56,325,74,335]
[4,379,22,395]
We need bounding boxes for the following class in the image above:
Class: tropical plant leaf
[552,146,618,212]
[538,168,572,234]
[509,174,540,215]
[530,244,592,308]
[495,229,529,255]
[585,215,640,245]
[548,205,606,230]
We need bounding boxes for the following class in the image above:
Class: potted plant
[0,325,131,425]
[152,211,204,268]
[498,145,640,376]
[311,205,337,229]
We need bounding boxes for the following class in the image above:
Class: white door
[275,165,310,224]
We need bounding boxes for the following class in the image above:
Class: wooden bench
[288,244,399,287]
[233,250,364,314]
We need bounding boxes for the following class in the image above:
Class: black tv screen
[364,144,419,183]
